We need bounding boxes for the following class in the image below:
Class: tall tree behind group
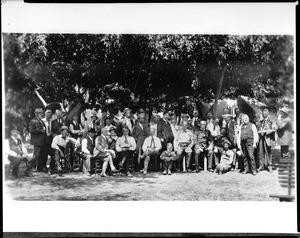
[3,33,294,136]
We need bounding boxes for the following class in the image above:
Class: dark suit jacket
[132,122,149,150]
[51,119,64,136]
[157,118,174,146]
[226,120,236,146]
[29,117,45,146]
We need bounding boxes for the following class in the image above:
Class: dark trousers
[177,149,191,171]
[7,156,22,178]
[117,150,134,173]
[257,137,272,168]
[8,156,37,177]
[40,136,53,169]
[280,145,290,158]
[241,139,256,173]
[162,160,173,172]
[34,145,43,170]
[208,150,218,169]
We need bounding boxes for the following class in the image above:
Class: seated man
[160,143,177,175]
[51,126,77,172]
[115,126,136,177]
[214,140,234,175]
[80,128,96,176]
[141,127,162,175]
[193,120,213,172]
[174,122,193,172]
[93,128,118,177]
[212,127,228,162]
[4,129,36,178]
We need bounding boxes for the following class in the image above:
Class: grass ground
[5,148,293,201]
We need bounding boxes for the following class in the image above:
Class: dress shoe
[257,167,264,172]
[111,168,119,173]
[187,169,191,172]
[195,170,200,173]
[24,173,33,177]
[242,170,249,174]
[268,166,273,173]
[163,171,167,175]
[168,170,172,175]
[252,171,257,176]
[143,171,147,175]
[100,173,107,177]
[127,172,133,177]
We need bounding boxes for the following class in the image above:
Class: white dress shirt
[116,135,136,152]
[42,118,52,136]
[142,135,162,152]
[51,135,76,150]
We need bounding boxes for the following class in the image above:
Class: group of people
[5,103,293,179]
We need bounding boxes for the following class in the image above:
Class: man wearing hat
[214,140,234,175]
[4,129,36,178]
[29,108,46,172]
[157,110,174,151]
[276,107,292,158]
[256,108,277,172]
[51,126,77,172]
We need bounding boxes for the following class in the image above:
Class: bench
[269,158,295,202]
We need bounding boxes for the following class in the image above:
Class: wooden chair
[269,158,295,202]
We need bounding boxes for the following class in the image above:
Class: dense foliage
[3,33,294,136]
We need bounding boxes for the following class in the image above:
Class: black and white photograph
[2,2,297,236]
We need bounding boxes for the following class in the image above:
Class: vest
[86,136,94,154]
[240,123,254,141]
[70,121,80,139]
[9,137,23,156]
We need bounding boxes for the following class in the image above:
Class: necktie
[125,136,128,144]
[150,136,155,148]
[47,120,50,135]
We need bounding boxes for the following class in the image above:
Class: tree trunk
[212,63,228,117]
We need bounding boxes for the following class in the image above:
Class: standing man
[237,114,259,175]
[157,110,174,150]
[191,108,200,127]
[205,111,214,133]
[29,108,46,172]
[141,127,162,175]
[41,109,53,171]
[276,107,293,158]
[51,109,64,137]
[115,126,136,177]
[132,112,149,170]
[4,129,36,178]
[256,108,277,172]
[122,108,134,132]
[69,114,83,139]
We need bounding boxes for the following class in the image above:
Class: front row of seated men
[5,120,236,179]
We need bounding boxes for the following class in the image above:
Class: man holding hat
[4,129,36,178]
[51,126,76,172]
[276,107,293,158]
[29,108,46,172]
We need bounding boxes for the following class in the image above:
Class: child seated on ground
[160,143,177,175]
[214,140,234,175]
